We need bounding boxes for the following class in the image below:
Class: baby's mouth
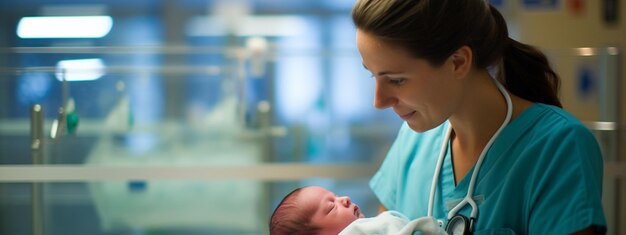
[354,205,364,218]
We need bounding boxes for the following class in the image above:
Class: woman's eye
[388,78,405,85]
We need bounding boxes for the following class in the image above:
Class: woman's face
[356,29,464,132]
[299,186,364,234]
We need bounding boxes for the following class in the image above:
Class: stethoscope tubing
[427,76,513,225]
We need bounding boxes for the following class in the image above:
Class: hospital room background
[0,0,623,234]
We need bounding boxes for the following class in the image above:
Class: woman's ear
[450,46,473,79]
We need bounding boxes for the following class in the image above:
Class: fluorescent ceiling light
[576,47,595,57]
[56,58,106,82]
[187,16,309,37]
[17,16,113,38]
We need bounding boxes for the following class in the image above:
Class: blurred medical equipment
[104,95,133,133]
[246,36,269,77]
[85,93,264,233]
[30,104,44,235]
[51,69,80,140]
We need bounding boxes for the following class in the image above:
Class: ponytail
[502,39,562,107]
[489,5,562,108]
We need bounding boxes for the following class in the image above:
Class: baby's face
[299,186,365,234]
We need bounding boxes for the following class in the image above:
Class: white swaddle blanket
[339,211,447,235]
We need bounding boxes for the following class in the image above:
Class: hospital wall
[511,0,625,122]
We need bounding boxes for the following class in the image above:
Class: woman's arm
[571,226,596,235]
[378,204,387,213]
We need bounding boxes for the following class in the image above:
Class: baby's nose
[339,196,351,207]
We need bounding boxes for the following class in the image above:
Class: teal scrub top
[370,103,606,234]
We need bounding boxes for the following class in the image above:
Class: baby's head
[269,186,365,235]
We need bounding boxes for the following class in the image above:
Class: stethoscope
[426,76,513,235]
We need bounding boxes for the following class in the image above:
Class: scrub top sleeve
[369,169,397,210]
[370,123,411,210]
[528,125,606,235]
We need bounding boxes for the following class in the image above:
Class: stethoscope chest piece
[445,214,474,235]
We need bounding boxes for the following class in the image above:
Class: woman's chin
[406,122,429,133]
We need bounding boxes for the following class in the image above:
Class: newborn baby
[269,186,446,235]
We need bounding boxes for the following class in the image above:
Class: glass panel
[0,2,402,166]
[0,46,400,165]
[0,2,392,233]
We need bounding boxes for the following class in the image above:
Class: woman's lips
[399,111,415,120]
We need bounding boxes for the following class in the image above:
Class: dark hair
[269,187,320,235]
[352,0,562,107]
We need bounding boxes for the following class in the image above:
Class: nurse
[352,0,606,234]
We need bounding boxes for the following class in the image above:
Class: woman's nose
[373,83,394,109]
